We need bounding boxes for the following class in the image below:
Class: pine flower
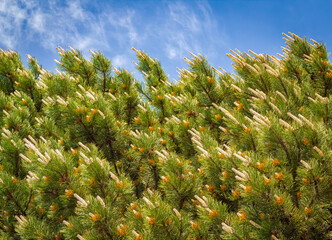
[116,224,129,236]
[244,185,252,194]
[275,172,284,181]
[272,158,280,167]
[72,149,79,156]
[220,184,227,192]
[91,109,98,115]
[50,205,57,212]
[89,178,95,185]
[191,221,200,229]
[90,213,100,222]
[162,176,170,184]
[134,210,142,219]
[76,107,82,113]
[43,176,50,183]
[264,176,271,185]
[237,103,243,111]
[209,209,218,219]
[183,121,190,127]
[165,218,172,225]
[177,160,183,167]
[130,203,138,211]
[304,207,313,215]
[237,210,247,221]
[134,117,141,124]
[38,208,45,214]
[147,217,156,225]
[244,127,251,134]
[232,189,240,198]
[65,189,74,198]
[256,162,265,170]
[116,181,124,189]
[207,185,215,193]
[86,115,92,122]
[134,232,143,240]
[302,138,309,145]
[275,195,285,205]
[12,177,19,184]
[303,177,310,185]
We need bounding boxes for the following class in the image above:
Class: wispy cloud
[0,0,227,79]
[29,8,45,33]
[67,0,85,21]
[0,0,111,52]
[169,1,200,33]
[152,0,226,61]
[112,54,129,68]
[0,0,27,48]
[105,8,139,47]
[32,0,110,51]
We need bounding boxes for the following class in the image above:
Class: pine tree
[0,33,331,240]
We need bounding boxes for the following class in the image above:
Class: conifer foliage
[0,33,331,239]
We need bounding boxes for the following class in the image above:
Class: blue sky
[0,0,331,80]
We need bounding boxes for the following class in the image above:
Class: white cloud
[155,0,226,61]
[166,45,177,59]
[169,1,200,33]
[112,55,129,68]
[30,10,45,33]
[67,0,85,20]
[0,0,110,52]
[0,1,138,57]
[0,0,28,48]
[0,0,226,80]
[33,0,108,51]
[106,9,139,46]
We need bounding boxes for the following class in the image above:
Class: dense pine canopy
[0,33,331,239]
